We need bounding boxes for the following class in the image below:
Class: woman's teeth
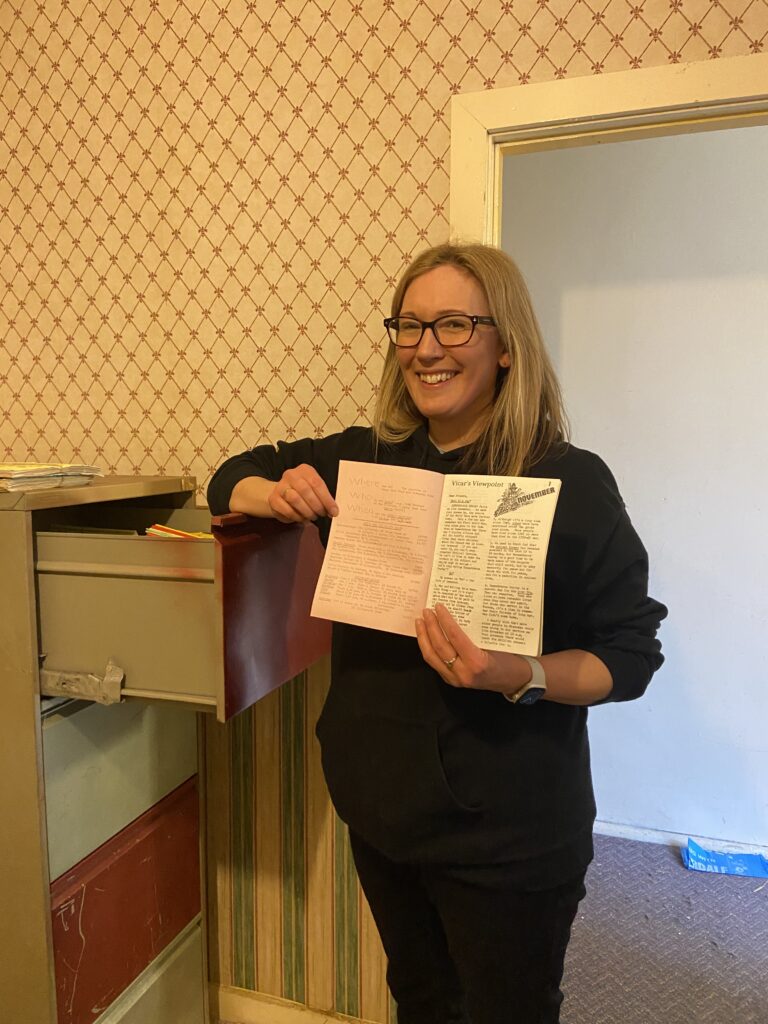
[419,372,456,384]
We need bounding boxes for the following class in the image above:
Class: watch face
[516,685,546,706]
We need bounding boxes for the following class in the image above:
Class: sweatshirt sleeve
[206,427,374,516]
[207,437,317,515]
[566,451,667,704]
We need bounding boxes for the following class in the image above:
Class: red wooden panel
[50,777,200,1024]
[211,515,331,720]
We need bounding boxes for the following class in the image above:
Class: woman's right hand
[268,464,339,523]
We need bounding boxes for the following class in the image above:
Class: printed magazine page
[311,460,444,635]
[311,461,560,654]
[426,475,560,655]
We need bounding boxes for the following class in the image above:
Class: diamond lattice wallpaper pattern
[1,0,766,493]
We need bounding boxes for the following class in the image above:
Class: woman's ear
[498,350,511,368]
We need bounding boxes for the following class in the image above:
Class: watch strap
[504,655,547,704]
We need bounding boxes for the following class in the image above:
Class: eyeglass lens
[389,315,476,347]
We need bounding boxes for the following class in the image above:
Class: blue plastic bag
[682,838,768,878]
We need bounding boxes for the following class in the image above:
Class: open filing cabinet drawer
[35,502,330,722]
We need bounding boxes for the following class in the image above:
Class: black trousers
[349,830,586,1024]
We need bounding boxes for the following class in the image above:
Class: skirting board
[594,818,768,854]
[215,986,379,1024]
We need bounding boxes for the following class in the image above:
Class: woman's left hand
[415,604,530,695]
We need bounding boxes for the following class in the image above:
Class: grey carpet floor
[562,832,768,1024]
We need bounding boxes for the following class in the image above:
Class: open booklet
[311,461,560,656]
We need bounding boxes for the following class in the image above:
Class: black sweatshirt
[208,426,667,887]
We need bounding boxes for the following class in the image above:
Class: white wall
[502,125,768,848]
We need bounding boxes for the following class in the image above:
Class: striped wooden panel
[281,674,305,1003]
[359,889,388,1024]
[334,816,359,1017]
[230,707,255,991]
[253,687,283,995]
[208,660,391,1023]
[305,659,334,1012]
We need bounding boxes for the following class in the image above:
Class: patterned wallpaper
[1,0,766,496]
[2,3,766,1022]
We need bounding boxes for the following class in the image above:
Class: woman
[208,243,666,1024]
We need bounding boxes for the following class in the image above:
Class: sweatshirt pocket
[316,711,482,854]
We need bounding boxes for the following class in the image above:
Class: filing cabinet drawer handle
[40,659,125,705]
[36,560,214,582]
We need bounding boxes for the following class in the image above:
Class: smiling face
[395,264,510,450]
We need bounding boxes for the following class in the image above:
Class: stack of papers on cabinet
[0,462,103,492]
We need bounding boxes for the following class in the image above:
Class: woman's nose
[415,324,443,357]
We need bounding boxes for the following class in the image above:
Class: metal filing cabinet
[0,476,330,1024]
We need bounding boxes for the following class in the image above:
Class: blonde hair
[372,243,568,475]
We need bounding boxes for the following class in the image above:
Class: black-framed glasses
[383,314,496,348]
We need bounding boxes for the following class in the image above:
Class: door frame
[449,53,768,243]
